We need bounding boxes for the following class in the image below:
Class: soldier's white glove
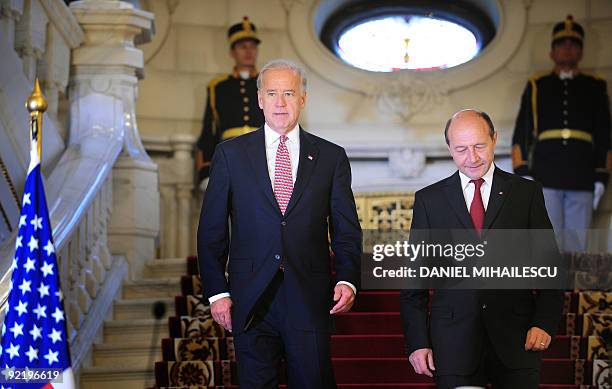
[200,177,209,192]
[593,182,605,210]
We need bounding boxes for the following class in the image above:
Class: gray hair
[257,59,307,94]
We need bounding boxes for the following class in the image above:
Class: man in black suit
[197,59,362,388]
[400,109,564,389]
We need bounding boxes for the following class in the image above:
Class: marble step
[113,297,174,320]
[104,318,167,343]
[92,342,162,368]
[143,258,190,279]
[122,277,181,299]
[80,365,155,389]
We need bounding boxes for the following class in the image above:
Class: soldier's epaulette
[528,71,550,82]
[208,74,230,132]
[207,73,230,90]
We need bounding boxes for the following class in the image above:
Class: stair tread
[336,334,404,339]
[330,357,592,361]
[124,278,181,285]
[338,311,401,315]
[105,318,166,326]
[145,258,189,266]
[115,297,174,305]
[94,342,160,350]
[82,365,154,373]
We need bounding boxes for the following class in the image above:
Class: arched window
[320,1,496,72]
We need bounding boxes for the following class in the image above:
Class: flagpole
[0,78,75,387]
[26,79,47,161]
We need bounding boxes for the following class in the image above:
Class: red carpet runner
[151,257,610,388]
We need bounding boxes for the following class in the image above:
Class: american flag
[0,115,74,388]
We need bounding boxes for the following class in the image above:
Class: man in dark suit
[197,59,362,388]
[400,109,564,389]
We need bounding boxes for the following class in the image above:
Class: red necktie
[274,135,293,215]
[470,178,485,233]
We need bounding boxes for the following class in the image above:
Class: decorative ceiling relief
[388,148,426,178]
[369,72,447,123]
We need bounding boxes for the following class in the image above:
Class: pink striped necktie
[274,135,293,215]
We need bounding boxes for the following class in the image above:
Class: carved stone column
[14,0,47,81]
[0,0,24,46]
[159,184,177,258]
[69,0,157,279]
[171,134,194,258]
[36,0,83,131]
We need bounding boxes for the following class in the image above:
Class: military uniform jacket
[512,71,611,190]
[197,71,265,179]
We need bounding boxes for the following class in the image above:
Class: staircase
[148,256,610,389]
[80,259,188,389]
[75,254,612,388]
[1,1,161,384]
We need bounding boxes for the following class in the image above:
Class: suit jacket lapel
[284,129,318,217]
[444,171,473,229]
[483,167,511,231]
[244,128,278,212]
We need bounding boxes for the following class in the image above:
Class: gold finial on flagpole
[26,79,48,113]
[25,79,47,160]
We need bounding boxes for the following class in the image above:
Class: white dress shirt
[459,162,495,211]
[209,124,356,304]
[559,70,574,80]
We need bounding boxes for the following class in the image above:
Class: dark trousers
[434,334,539,389]
[233,271,337,389]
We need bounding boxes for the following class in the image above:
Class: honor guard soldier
[511,15,611,251]
[196,17,265,189]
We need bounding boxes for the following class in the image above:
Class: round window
[320,1,496,72]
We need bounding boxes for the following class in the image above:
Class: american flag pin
[307,155,313,160]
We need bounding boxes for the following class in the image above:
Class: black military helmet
[228,16,261,47]
[552,15,584,47]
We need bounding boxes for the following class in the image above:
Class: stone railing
[0,0,82,241]
[143,134,197,258]
[43,150,124,370]
[0,0,157,372]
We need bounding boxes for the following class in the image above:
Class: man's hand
[210,297,233,332]
[408,348,435,377]
[330,284,355,314]
[524,326,551,351]
[593,182,605,210]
